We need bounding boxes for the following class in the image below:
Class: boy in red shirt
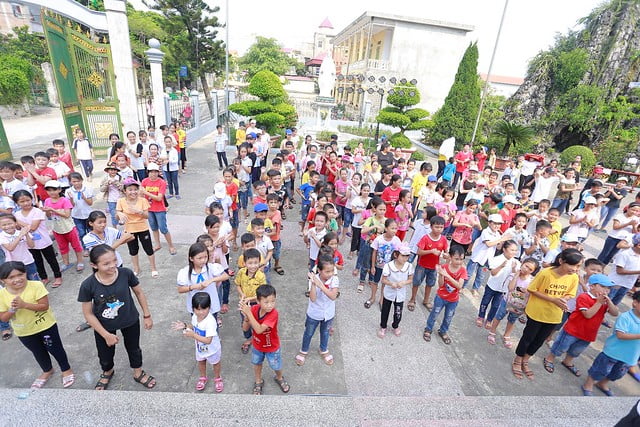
[25,151,57,203]
[239,284,289,395]
[499,195,518,232]
[267,194,284,275]
[381,174,402,219]
[408,215,448,311]
[53,139,74,172]
[542,274,619,376]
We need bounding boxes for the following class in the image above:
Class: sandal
[423,301,433,311]
[253,381,264,395]
[214,377,224,393]
[503,336,513,349]
[75,322,91,332]
[407,302,416,312]
[241,342,251,354]
[423,330,432,342]
[543,358,554,373]
[512,360,523,379]
[393,328,401,337]
[151,271,159,278]
[377,328,386,339]
[62,373,75,388]
[475,317,483,328]
[169,247,177,256]
[76,263,85,272]
[133,370,156,389]
[319,350,334,365]
[220,304,229,314]
[522,361,534,380]
[595,383,614,396]
[94,370,114,390]
[31,374,51,390]
[295,352,307,366]
[51,280,62,288]
[484,321,492,330]
[274,266,285,275]
[561,362,581,377]
[438,331,452,345]
[581,385,593,396]
[1,330,12,341]
[364,300,373,309]
[196,376,208,391]
[487,332,496,345]
[357,282,364,293]
[274,375,290,393]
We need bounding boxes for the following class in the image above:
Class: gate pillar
[145,38,166,128]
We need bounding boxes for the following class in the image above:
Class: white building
[332,11,473,121]
[480,73,524,98]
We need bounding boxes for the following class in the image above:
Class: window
[318,40,323,48]
[11,4,23,18]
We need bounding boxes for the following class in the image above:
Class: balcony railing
[348,58,390,72]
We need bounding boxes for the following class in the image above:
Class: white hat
[44,180,61,189]
[502,195,518,205]
[476,178,487,186]
[616,176,628,182]
[561,233,580,243]
[488,213,504,223]
[583,196,597,205]
[214,182,227,199]
[147,162,160,171]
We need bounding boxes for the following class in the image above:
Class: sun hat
[146,162,160,171]
[214,182,227,199]
[488,213,504,223]
[561,234,580,243]
[44,180,61,189]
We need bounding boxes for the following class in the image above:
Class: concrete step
[2,388,635,426]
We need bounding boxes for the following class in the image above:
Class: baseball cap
[588,273,614,287]
[396,243,411,256]
[285,129,292,135]
[146,162,160,171]
[122,177,140,188]
[616,176,629,182]
[583,196,597,205]
[488,213,504,223]
[104,162,118,171]
[247,132,257,139]
[633,233,640,246]
[476,178,487,186]
[561,233,580,243]
[254,203,268,213]
[502,195,518,205]
[44,180,61,189]
[214,182,226,199]
[428,175,438,182]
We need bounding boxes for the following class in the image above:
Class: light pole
[225,0,231,145]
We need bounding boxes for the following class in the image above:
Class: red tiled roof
[480,73,524,85]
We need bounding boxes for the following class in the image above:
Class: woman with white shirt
[378,243,414,338]
[160,136,180,199]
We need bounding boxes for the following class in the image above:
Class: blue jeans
[73,217,89,250]
[597,236,621,265]
[273,239,281,261]
[217,276,230,305]
[148,211,169,234]
[600,206,618,229]
[465,260,488,290]
[495,298,520,323]
[550,328,590,358]
[0,320,9,331]
[238,189,249,210]
[251,347,282,371]
[163,169,179,196]
[357,241,372,281]
[412,265,437,287]
[343,208,353,230]
[107,201,118,227]
[25,262,40,281]
[588,352,629,382]
[551,198,569,213]
[610,285,629,306]
[478,287,504,322]
[300,315,333,353]
[426,295,458,334]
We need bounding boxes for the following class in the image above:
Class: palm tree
[493,120,535,157]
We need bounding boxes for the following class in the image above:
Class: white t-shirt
[2,179,28,197]
[408,220,432,254]
[191,312,221,360]
[470,228,501,265]
[83,228,123,266]
[306,274,339,321]
[73,138,93,160]
[127,143,145,170]
[204,195,232,221]
[49,161,71,187]
[487,255,520,293]
[350,196,369,228]
[382,261,414,302]
[214,133,228,152]
[0,230,34,264]
[177,263,225,313]
[608,212,636,240]
[308,227,327,260]
[609,248,640,289]
[65,185,95,219]
[567,209,599,239]
[256,235,274,263]
[531,175,558,203]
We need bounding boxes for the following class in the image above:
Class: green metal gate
[42,9,121,156]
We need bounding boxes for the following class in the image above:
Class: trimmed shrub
[410,151,425,161]
[228,100,273,116]
[0,69,29,105]
[248,70,286,100]
[406,108,429,121]
[376,110,411,128]
[389,132,412,149]
[316,130,334,142]
[387,84,420,107]
[560,145,596,173]
[254,112,285,129]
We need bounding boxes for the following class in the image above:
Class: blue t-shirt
[603,309,640,365]
[300,183,314,206]
[442,163,456,181]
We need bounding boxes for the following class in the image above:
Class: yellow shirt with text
[525,267,578,323]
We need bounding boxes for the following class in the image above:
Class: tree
[239,37,302,78]
[427,42,481,145]
[493,120,535,157]
[228,70,297,134]
[0,54,33,105]
[146,0,226,116]
[0,26,48,66]
[375,83,431,148]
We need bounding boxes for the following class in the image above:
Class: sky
[132,0,606,78]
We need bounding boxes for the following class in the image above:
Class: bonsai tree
[375,82,431,149]
[228,69,297,134]
[493,120,535,157]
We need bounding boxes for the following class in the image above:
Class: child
[307,211,328,272]
[0,161,28,197]
[367,219,401,309]
[526,198,550,235]
[478,240,520,329]
[82,210,132,270]
[24,151,57,203]
[394,189,412,241]
[378,243,414,338]
[546,208,562,250]
[543,274,618,376]
[140,162,177,255]
[13,190,62,287]
[487,258,538,348]
[334,168,350,239]
[115,154,134,181]
[205,182,232,220]
[204,215,231,313]
[266,193,284,275]
[160,135,180,198]
[357,198,386,292]
[235,248,267,354]
[172,292,223,392]
[239,284,290,395]
[523,220,552,264]
[381,174,402,219]
[250,218,274,282]
[451,200,481,253]
[116,178,158,278]
[581,291,640,396]
[442,157,455,185]
[46,148,71,190]
[410,215,447,311]
[0,213,38,279]
[567,195,599,243]
[252,180,268,206]
[295,255,339,366]
[348,183,370,260]
[506,212,531,258]
[423,245,468,344]
[0,261,75,389]
[434,187,456,234]
[43,180,84,272]
[65,172,94,256]
[214,124,229,170]
[408,206,437,263]
[323,203,339,233]
[465,214,510,295]
[223,167,240,250]
[72,128,94,180]
[99,162,123,227]
[298,170,320,235]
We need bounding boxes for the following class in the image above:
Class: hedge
[389,132,412,149]
[560,145,596,173]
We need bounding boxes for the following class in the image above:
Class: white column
[104,0,139,133]
[145,38,166,128]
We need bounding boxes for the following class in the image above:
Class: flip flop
[407,302,416,311]
[76,263,85,272]
[543,358,554,373]
[31,377,50,390]
[561,362,581,377]
[1,330,12,341]
[62,374,75,388]
[581,385,593,396]
[594,383,614,396]
[169,248,177,255]
[274,266,285,275]
[75,322,91,332]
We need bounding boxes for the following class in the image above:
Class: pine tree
[427,42,481,145]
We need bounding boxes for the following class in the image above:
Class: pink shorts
[53,228,82,255]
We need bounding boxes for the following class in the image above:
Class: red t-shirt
[381,186,401,219]
[326,160,338,184]
[250,304,280,353]
[226,182,239,210]
[252,195,267,206]
[454,151,472,173]
[33,167,57,201]
[563,292,608,342]
[416,234,448,269]
[141,177,167,212]
[499,208,516,233]
[268,209,282,241]
[59,152,75,172]
[437,263,468,302]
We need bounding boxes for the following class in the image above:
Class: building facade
[0,1,42,34]
[332,11,473,121]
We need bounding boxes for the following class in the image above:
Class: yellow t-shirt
[236,129,246,146]
[547,220,562,249]
[0,281,56,337]
[411,173,428,198]
[246,219,273,233]
[525,267,578,323]
[177,129,186,148]
[234,267,267,299]
[116,197,150,233]
[301,171,310,185]
[237,253,265,269]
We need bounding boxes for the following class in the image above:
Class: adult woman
[78,244,156,390]
[512,248,582,380]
